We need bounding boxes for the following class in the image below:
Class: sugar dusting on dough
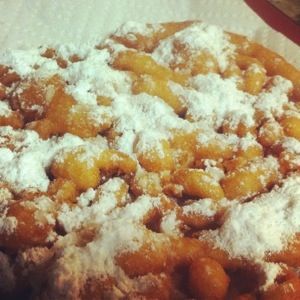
[0,21,298,296]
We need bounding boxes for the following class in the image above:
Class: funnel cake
[0,21,300,299]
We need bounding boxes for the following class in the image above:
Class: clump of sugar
[62,48,132,104]
[0,46,132,107]
[77,188,96,207]
[58,178,127,232]
[113,21,162,40]
[282,137,300,153]
[0,215,17,235]
[0,127,106,192]
[55,142,106,169]
[261,262,283,290]
[170,74,255,129]
[183,199,217,217]
[48,193,171,298]
[201,175,300,289]
[160,211,182,237]
[0,188,13,211]
[0,49,56,77]
[153,22,235,72]
[254,76,293,118]
[248,63,265,74]
[111,93,191,155]
[67,104,112,129]
[239,133,262,151]
[31,196,56,226]
[135,131,167,158]
[197,131,239,152]
[203,175,300,259]
[0,101,13,117]
[54,43,92,61]
[202,160,225,181]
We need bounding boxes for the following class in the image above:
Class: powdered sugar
[114,21,162,41]
[183,199,218,217]
[262,263,283,291]
[282,137,300,153]
[0,49,57,77]
[170,74,256,129]
[160,211,182,236]
[254,76,293,118]
[63,48,132,104]
[58,178,127,232]
[0,127,106,192]
[51,186,170,297]
[200,175,300,289]
[54,43,91,61]
[239,133,262,151]
[153,22,234,72]
[77,188,96,207]
[204,175,300,259]
[0,101,12,117]
[0,20,299,296]
[0,215,17,235]
[31,196,56,226]
[111,93,191,155]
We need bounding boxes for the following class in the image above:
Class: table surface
[246,0,300,46]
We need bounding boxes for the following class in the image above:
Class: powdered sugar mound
[183,199,218,217]
[48,224,167,299]
[54,43,92,61]
[170,74,255,128]
[58,178,127,232]
[0,127,107,192]
[201,175,300,289]
[111,93,191,155]
[262,263,283,290]
[63,48,132,104]
[67,104,112,129]
[32,196,56,226]
[101,37,129,55]
[114,21,162,40]
[191,74,255,126]
[77,188,96,207]
[49,191,169,298]
[135,131,168,158]
[0,101,12,117]
[0,46,131,106]
[0,49,59,77]
[254,76,293,118]
[0,215,17,235]
[197,131,239,151]
[204,175,300,260]
[282,137,300,153]
[239,133,262,151]
[153,23,234,72]
[160,211,182,237]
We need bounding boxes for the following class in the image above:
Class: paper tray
[0,0,299,67]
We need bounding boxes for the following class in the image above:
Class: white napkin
[0,0,299,66]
